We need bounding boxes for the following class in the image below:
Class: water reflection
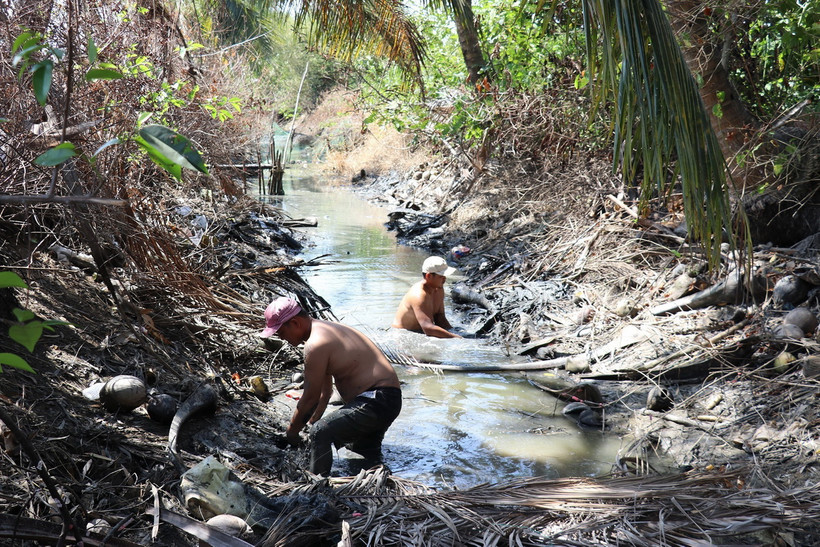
[262,169,624,489]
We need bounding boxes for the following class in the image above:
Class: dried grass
[0,0,287,349]
[297,87,429,179]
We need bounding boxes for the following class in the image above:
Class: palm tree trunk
[453,0,486,86]
[665,2,760,187]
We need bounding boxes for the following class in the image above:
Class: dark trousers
[308,387,402,475]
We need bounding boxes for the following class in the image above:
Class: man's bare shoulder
[403,281,427,301]
[303,320,335,350]
[307,319,337,339]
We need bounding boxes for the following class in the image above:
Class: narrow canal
[263,163,624,489]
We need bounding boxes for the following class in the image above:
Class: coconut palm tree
[198,0,747,264]
[581,0,741,267]
[190,0,427,86]
[426,0,486,85]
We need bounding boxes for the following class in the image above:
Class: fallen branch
[640,409,731,429]
[451,282,493,310]
[409,357,569,372]
[0,194,128,206]
[397,325,653,373]
[650,273,744,315]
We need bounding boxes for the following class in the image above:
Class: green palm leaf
[196,0,425,86]
[583,0,739,268]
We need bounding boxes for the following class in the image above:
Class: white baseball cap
[422,256,457,277]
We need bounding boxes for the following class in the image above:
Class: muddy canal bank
[345,146,820,540]
[351,152,820,475]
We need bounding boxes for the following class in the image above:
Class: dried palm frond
[260,466,820,546]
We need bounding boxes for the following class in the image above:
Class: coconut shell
[562,401,590,417]
[802,355,820,379]
[784,308,819,335]
[147,393,178,424]
[772,275,810,307]
[205,514,253,539]
[773,352,796,374]
[773,323,804,340]
[99,375,147,412]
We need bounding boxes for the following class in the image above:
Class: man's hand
[286,428,301,446]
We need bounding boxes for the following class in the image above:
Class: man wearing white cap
[391,256,462,339]
[261,297,402,476]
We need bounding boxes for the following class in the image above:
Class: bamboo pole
[283,61,309,165]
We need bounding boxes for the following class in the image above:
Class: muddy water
[264,168,624,489]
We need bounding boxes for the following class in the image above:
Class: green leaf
[32,60,53,105]
[136,112,153,127]
[12,31,37,56]
[0,271,27,288]
[9,321,43,352]
[12,308,35,322]
[12,32,42,66]
[34,142,77,166]
[0,353,35,373]
[178,42,205,59]
[137,125,209,176]
[574,74,589,89]
[85,68,123,82]
[12,44,42,67]
[88,35,98,64]
[134,135,182,180]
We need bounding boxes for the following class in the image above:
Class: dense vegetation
[0,0,818,543]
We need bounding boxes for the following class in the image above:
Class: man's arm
[286,343,329,443]
[412,302,461,339]
[308,374,333,425]
[434,311,453,330]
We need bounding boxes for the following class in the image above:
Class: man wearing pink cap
[391,256,462,338]
[261,297,402,476]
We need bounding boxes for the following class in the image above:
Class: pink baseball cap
[261,297,302,338]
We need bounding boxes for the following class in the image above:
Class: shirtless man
[392,256,462,339]
[261,297,402,476]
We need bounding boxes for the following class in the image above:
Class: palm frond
[583,0,735,268]
[292,0,426,87]
[191,0,425,86]
[264,466,820,545]
[196,0,278,55]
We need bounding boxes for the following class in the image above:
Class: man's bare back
[305,319,400,403]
